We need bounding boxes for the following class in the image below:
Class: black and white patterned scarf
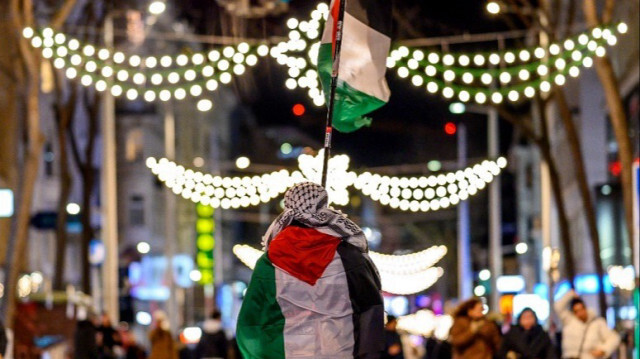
[262,182,368,252]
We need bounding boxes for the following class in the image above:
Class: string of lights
[232,244,446,295]
[147,151,507,212]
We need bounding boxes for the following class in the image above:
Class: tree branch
[50,0,78,29]
[602,0,615,24]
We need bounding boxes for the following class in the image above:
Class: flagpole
[321,0,347,189]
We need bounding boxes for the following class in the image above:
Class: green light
[196,218,214,233]
[197,234,215,251]
[280,142,293,155]
[196,203,214,217]
[449,102,466,114]
[427,160,442,172]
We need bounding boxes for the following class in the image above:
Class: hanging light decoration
[147,151,507,212]
[232,244,447,295]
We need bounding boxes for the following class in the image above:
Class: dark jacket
[497,325,557,359]
[75,320,99,359]
[195,320,228,359]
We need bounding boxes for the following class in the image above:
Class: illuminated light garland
[233,244,446,295]
[147,151,507,212]
[397,310,454,340]
[23,28,270,106]
[276,8,625,104]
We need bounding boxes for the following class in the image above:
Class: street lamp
[148,1,166,15]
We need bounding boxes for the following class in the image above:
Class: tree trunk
[555,89,608,316]
[52,72,76,291]
[583,0,636,267]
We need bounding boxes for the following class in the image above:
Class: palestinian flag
[318,0,392,133]
[236,226,384,358]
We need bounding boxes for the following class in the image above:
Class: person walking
[236,182,385,359]
[497,308,557,359]
[74,311,99,359]
[195,310,228,359]
[382,315,404,359]
[149,311,177,359]
[449,298,501,359]
[554,290,619,359]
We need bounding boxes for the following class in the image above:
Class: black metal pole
[321,0,347,189]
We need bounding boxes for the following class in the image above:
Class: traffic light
[444,122,457,135]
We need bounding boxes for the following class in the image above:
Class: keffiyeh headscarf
[262,182,368,252]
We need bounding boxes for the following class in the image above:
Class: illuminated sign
[496,275,526,293]
[0,189,14,217]
[196,204,215,285]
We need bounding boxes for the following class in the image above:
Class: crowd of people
[384,289,622,359]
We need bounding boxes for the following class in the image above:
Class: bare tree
[0,0,77,327]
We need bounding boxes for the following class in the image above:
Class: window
[129,195,145,226]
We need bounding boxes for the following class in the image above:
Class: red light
[292,104,305,116]
[609,161,622,177]
[444,122,457,135]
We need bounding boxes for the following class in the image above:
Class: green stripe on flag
[318,43,386,133]
[237,254,285,359]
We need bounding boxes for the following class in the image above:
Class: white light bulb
[95,80,107,92]
[606,35,617,46]
[397,67,409,78]
[474,92,487,104]
[42,48,53,58]
[111,85,123,97]
[144,90,156,102]
[508,90,519,102]
[184,69,197,81]
[412,50,425,61]
[22,27,34,39]
[458,55,470,66]
[56,46,68,57]
[176,54,189,66]
[489,53,500,65]
[442,87,454,99]
[491,92,503,104]
[524,86,535,98]
[571,50,582,62]
[462,72,473,84]
[133,73,146,85]
[218,59,230,71]
[168,72,180,84]
[85,61,97,72]
[518,69,530,81]
[554,74,566,86]
[504,51,515,63]
[518,50,530,62]
[427,53,439,64]
[151,73,163,85]
[220,72,232,84]
[68,39,79,50]
[126,89,138,100]
[458,90,470,102]
[499,72,511,84]
[117,70,129,81]
[159,90,171,101]
[65,67,77,79]
[190,84,203,97]
[583,57,593,68]
[31,37,42,48]
[101,66,113,77]
[617,22,628,34]
[81,75,92,86]
[540,81,551,93]
[569,66,580,78]
[113,52,125,64]
[233,64,246,75]
[257,45,269,57]
[246,54,258,66]
[197,99,213,112]
[129,55,141,67]
[443,70,455,82]
[534,47,545,59]
[82,45,95,56]
[206,79,219,91]
[549,44,560,55]
[411,75,424,87]
[98,48,110,60]
[425,65,437,77]
[426,82,438,93]
[473,54,485,66]
[481,73,493,85]
[592,27,603,39]
[595,46,606,57]
[537,64,549,76]
[174,88,186,100]
[442,54,455,66]
[563,39,575,50]
[555,58,566,70]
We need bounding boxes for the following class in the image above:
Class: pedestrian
[0,320,7,359]
[195,310,228,359]
[382,315,404,359]
[74,310,99,359]
[497,307,557,359]
[554,290,619,359]
[449,298,501,359]
[149,310,177,359]
[97,312,121,359]
[236,182,385,358]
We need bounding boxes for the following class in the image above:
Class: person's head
[101,312,111,326]
[570,297,588,322]
[283,182,329,214]
[385,315,398,330]
[453,298,484,320]
[517,308,538,330]
[210,310,222,321]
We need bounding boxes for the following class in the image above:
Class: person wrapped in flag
[236,182,385,358]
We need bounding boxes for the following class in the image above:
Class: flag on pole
[318,0,392,133]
